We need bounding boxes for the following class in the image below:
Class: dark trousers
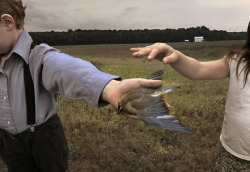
[0,114,69,172]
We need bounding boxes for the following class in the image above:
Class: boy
[0,0,162,171]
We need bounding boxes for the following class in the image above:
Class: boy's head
[0,0,26,29]
[0,0,26,56]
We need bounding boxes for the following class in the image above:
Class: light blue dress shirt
[0,29,120,134]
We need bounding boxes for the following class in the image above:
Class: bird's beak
[117,103,122,115]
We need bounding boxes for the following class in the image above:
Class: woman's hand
[130,43,178,64]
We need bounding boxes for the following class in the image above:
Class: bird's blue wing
[132,70,190,133]
[137,97,192,134]
[140,115,192,134]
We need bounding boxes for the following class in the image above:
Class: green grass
[0,40,245,172]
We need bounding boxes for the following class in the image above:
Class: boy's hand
[101,79,162,119]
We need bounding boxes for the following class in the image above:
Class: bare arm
[131,43,230,80]
[171,50,230,80]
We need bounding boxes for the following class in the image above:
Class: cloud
[22,0,250,32]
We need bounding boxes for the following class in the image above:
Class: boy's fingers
[138,79,162,88]
[122,113,139,120]
[164,101,171,112]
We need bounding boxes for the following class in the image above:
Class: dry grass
[0,40,245,172]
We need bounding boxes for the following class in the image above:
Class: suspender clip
[30,125,35,133]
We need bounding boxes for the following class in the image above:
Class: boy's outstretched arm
[130,43,230,80]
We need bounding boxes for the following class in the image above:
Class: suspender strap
[24,42,36,127]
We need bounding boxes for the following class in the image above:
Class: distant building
[194,36,204,42]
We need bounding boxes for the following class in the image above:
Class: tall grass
[0,40,245,172]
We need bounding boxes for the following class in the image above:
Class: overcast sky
[22,0,250,32]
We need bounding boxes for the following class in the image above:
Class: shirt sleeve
[39,45,121,107]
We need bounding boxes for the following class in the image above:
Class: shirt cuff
[83,70,121,107]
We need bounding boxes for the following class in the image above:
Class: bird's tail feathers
[146,70,164,80]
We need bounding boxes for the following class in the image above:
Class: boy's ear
[0,14,15,30]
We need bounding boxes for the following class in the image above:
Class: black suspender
[23,42,36,131]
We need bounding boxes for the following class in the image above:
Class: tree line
[29,26,246,46]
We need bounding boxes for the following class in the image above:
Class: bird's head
[117,91,133,115]
[117,102,123,115]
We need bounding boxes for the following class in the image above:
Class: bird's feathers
[151,86,180,96]
[137,93,192,134]
[118,70,192,134]
[146,70,164,80]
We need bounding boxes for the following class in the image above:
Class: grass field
[0,40,245,172]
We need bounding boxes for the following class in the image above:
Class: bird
[118,70,192,134]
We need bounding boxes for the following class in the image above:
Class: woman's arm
[131,43,230,80]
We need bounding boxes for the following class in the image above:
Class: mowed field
[0,40,245,172]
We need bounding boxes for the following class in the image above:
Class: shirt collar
[12,29,33,64]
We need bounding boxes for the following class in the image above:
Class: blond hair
[0,0,26,29]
